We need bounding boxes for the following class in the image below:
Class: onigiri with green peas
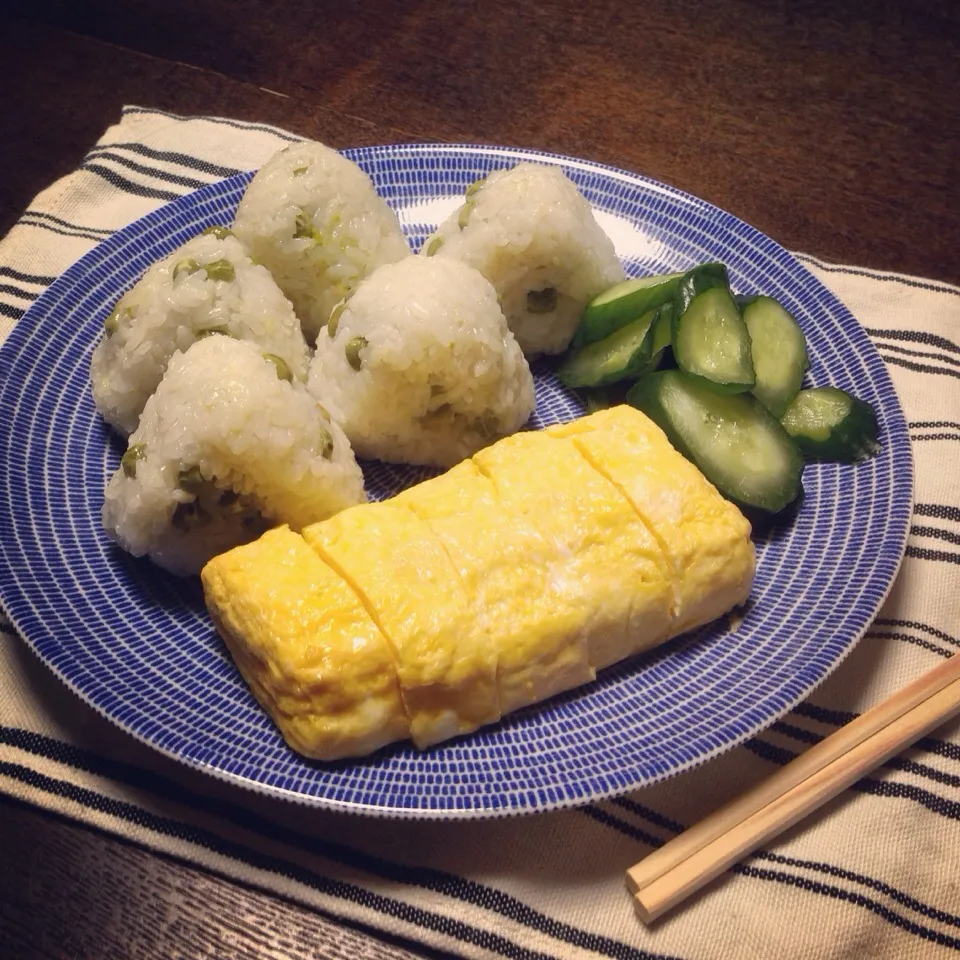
[307,256,535,469]
[89,228,310,436]
[233,140,412,344]
[103,335,366,577]
[422,162,625,357]
[93,145,631,573]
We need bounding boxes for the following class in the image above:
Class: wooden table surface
[2,1,958,957]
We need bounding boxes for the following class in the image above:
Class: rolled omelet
[394,459,596,713]
[200,525,409,761]
[472,430,675,671]
[302,502,501,749]
[201,405,756,760]
[546,406,754,635]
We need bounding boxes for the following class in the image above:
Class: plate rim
[0,141,914,819]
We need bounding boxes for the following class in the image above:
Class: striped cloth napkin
[2,106,959,960]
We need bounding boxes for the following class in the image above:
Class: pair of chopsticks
[626,652,960,924]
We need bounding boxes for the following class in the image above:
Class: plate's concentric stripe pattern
[0,145,912,817]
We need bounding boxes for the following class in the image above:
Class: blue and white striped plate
[0,144,913,818]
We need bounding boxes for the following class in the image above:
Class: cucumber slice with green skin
[573,271,683,347]
[742,295,810,417]
[650,301,674,355]
[558,307,658,388]
[626,302,675,380]
[781,387,881,462]
[673,261,729,310]
[627,369,803,513]
[631,348,665,381]
[672,265,756,393]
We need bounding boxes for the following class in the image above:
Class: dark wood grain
[0,798,432,960]
[1,3,959,958]
[0,18,414,240]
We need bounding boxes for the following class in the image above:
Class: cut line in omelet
[395,459,596,714]
[547,406,755,635]
[472,428,675,670]
[303,501,501,749]
[201,525,409,761]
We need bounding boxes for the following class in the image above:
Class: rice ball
[103,336,366,576]
[308,257,534,468]
[233,141,411,343]
[423,162,625,356]
[90,230,310,436]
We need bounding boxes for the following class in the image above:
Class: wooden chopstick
[626,653,960,924]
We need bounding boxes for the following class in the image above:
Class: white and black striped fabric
[1,107,959,960]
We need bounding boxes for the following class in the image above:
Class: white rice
[232,141,411,343]
[90,232,309,436]
[103,336,366,576]
[308,257,534,468]
[423,162,625,356]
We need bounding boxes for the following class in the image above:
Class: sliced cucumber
[627,302,675,380]
[650,301,674,355]
[781,387,881,462]
[627,369,803,513]
[573,271,683,347]
[742,296,809,417]
[558,307,658,388]
[674,261,729,308]
[672,264,755,393]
